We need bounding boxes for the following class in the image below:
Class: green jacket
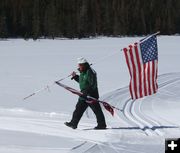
[73,66,99,99]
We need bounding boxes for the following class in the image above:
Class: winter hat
[77,57,88,64]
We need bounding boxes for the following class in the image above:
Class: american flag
[123,35,158,99]
[55,81,115,116]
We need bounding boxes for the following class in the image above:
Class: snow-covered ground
[0,36,180,153]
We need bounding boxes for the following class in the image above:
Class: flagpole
[152,31,160,36]
[140,31,160,43]
[23,31,160,100]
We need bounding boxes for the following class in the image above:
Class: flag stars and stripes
[140,35,158,63]
[123,34,158,100]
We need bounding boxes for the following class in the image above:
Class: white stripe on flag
[150,61,154,94]
[137,44,144,97]
[126,49,135,99]
[132,46,140,98]
[154,60,158,90]
[145,62,149,96]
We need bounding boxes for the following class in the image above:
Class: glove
[71,71,76,79]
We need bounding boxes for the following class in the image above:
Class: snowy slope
[0,36,180,153]
[0,73,180,153]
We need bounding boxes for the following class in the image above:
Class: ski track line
[118,97,155,136]
[102,87,151,131]
[127,78,180,136]
[82,144,98,153]
[134,79,180,136]
[122,98,143,129]
[114,97,138,128]
[123,100,158,137]
[109,143,128,153]
[71,140,109,152]
[106,79,160,135]
[0,116,116,152]
[124,99,155,136]
[151,100,180,133]
[140,98,180,137]
[113,75,180,137]
[106,95,152,135]
[138,100,164,135]
[140,77,180,127]
[150,88,180,131]
[1,73,180,152]
[0,116,64,131]
[158,77,180,89]
[97,145,106,153]
[128,76,180,136]
[71,141,89,151]
[102,88,139,128]
[71,139,128,153]
[71,138,127,153]
[80,75,180,152]
[103,87,141,128]
[114,144,145,153]
[103,74,180,139]
[0,117,108,147]
[132,101,163,136]
[0,146,70,151]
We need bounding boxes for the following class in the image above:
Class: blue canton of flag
[140,35,158,63]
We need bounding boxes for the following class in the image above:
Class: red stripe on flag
[143,64,147,96]
[102,102,114,116]
[129,45,138,99]
[134,44,143,98]
[124,48,132,77]
[123,35,158,99]
[124,48,133,99]
[147,62,152,95]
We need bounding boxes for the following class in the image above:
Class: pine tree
[0,0,180,39]
[32,0,41,40]
[0,13,8,38]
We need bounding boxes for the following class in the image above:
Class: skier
[65,57,107,130]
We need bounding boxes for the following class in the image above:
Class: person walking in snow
[65,57,106,130]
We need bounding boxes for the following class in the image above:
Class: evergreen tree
[0,13,8,38]
[0,0,180,39]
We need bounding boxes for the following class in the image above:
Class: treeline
[0,0,180,39]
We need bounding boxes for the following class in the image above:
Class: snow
[0,36,180,153]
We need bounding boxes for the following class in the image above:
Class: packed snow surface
[0,36,180,153]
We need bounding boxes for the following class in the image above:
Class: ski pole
[23,83,54,100]
[23,73,74,100]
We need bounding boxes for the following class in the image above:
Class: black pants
[70,99,106,127]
